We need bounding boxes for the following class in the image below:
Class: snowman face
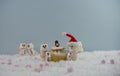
[40,44,48,51]
[27,43,34,49]
[20,43,26,49]
[68,42,77,51]
[27,44,31,50]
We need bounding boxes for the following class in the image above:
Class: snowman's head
[67,41,83,53]
[27,43,34,50]
[19,43,27,49]
[40,44,48,51]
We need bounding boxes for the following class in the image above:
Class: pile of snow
[0,50,120,76]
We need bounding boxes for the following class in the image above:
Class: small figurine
[55,40,60,47]
[19,43,27,56]
[27,43,36,56]
[67,49,77,61]
[63,32,84,60]
[67,52,72,61]
[46,52,51,62]
[40,44,48,61]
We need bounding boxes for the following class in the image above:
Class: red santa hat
[62,32,78,42]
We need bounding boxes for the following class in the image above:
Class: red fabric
[66,33,78,42]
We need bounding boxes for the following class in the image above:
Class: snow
[0,50,120,76]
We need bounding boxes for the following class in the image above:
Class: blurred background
[0,0,120,54]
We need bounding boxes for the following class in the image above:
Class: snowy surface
[0,50,120,76]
